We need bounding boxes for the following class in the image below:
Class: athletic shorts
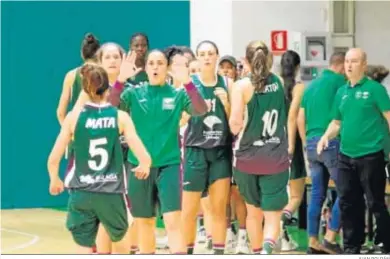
[233,168,289,211]
[127,162,182,218]
[290,149,307,180]
[66,190,129,247]
[183,146,232,192]
[289,142,307,180]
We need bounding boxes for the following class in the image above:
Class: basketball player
[55,33,100,253]
[109,49,208,254]
[56,33,100,126]
[189,59,201,76]
[91,42,141,255]
[97,43,125,84]
[181,40,233,255]
[180,46,196,61]
[218,55,250,254]
[151,45,190,250]
[126,33,149,86]
[230,41,289,255]
[279,50,306,251]
[173,47,214,249]
[47,63,151,254]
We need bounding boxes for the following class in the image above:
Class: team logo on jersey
[162,98,175,110]
[203,115,222,130]
[80,175,95,184]
[79,173,118,184]
[203,115,223,140]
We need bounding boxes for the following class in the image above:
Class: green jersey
[185,75,232,148]
[68,69,82,111]
[301,69,346,139]
[126,71,148,87]
[120,82,207,167]
[333,77,390,158]
[64,103,125,193]
[233,74,289,175]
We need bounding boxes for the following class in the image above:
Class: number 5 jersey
[233,74,289,175]
[64,103,125,193]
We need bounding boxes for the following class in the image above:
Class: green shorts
[127,163,182,218]
[233,169,289,211]
[66,190,129,247]
[289,138,307,180]
[183,146,232,192]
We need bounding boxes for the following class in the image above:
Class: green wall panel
[1,1,190,209]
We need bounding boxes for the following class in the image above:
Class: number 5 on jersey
[262,109,278,137]
[88,138,108,171]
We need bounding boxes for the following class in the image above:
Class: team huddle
[46,32,390,255]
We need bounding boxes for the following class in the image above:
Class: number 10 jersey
[233,74,289,175]
[64,103,126,193]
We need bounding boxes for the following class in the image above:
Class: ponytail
[280,50,301,101]
[281,66,296,101]
[250,47,270,92]
[80,63,110,102]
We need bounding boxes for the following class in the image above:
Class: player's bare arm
[57,69,76,125]
[229,80,246,135]
[287,83,304,155]
[47,113,73,195]
[297,107,306,146]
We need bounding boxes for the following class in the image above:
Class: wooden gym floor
[2,208,260,254]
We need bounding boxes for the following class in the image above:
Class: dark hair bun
[85,33,96,44]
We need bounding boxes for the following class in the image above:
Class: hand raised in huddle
[118,51,142,83]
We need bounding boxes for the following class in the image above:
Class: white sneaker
[279,221,298,252]
[261,249,270,254]
[206,237,213,251]
[235,230,251,254]
[280,235,298,251]
[156,234,169,249]
[225,228,237,253]
[196,227,207,244]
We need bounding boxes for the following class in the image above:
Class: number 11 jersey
[233,74,289,175]
[64,103,125,193]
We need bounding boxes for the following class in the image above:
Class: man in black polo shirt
[317,48,390,254]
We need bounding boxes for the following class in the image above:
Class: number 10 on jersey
[262,109,278,137]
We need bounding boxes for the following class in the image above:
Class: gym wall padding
[1,1,190,209]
